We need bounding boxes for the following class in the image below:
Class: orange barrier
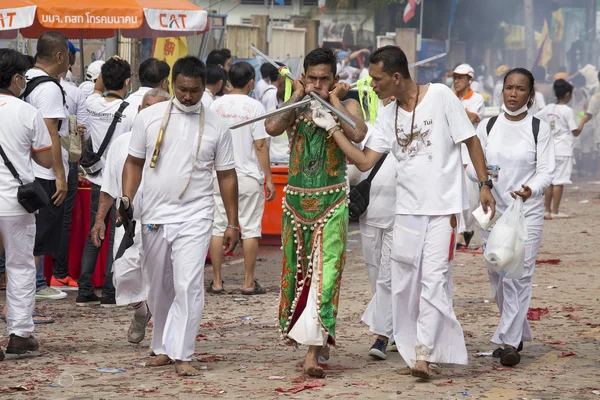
[260,165,288,245]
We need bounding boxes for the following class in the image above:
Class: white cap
[86,60,104,81]
[453,63,475,78]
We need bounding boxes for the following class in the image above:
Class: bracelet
[327,125,342,138]
[226,225,239,230]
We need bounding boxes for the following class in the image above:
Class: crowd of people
[0,30,592,381]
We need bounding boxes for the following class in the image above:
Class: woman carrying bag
[467,68,555,367]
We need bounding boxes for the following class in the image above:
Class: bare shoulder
[341,98,362,114]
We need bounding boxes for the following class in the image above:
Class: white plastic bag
[483,197,528,279]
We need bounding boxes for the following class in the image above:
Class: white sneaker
[551,212,570,219]
[35,287,67,300]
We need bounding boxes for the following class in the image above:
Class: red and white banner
[403,0,421,23]
[0,6,36,31]
[144,8,208,32]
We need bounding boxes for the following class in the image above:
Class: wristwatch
[478,180,493,190]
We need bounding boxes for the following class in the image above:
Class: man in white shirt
[261,63,290,163]
[126,58,170,111]
[209,61,276,295]
[201,65,224,109]
[255,63,275,101]
[77,57,138,307]
[79,60,104,98]
[50,48,91,291]
[23,32,71,301]
[123,56,239,376]
[453,63,485,249]
[0,49,54,358]
[328,46,495,379]
[90,88,171,344]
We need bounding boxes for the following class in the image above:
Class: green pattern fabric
[278,116,349,344]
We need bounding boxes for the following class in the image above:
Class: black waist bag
[81,101,129,176]
[0,144,49,213]
[348,153,388,221]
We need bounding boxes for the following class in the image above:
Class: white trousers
[0,215,36,338]
[458,177,479,234]
[391,214,468,368]
[142,218,212,361]
[359,221,393,338]
[112,222,147,306]
[481,221,542,348]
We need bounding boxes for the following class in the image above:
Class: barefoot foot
[175,361,201,376]
[303,349,325,378]
[146,354,171,367]
[398,367,412,375]
[319,344,330,361]
[411,360,431,380]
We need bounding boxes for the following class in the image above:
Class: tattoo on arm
[266,92,304,130]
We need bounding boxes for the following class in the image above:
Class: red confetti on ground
[457,248,483,254]
[195,334,206,341]
[318,363,357,371]
[275,381,325,393]
[199,356,225,362]
[561,352,576,358]
[567,314,580,322]
[543,340,566,345]
[527,307,549,321]
[292,376,307,384]
[349,381,369,386]
[562,306,581,312]
[434,379,454,387]
[200,322,214,328]
[536,259,561,265]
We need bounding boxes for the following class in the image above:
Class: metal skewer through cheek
[249,45,357,129]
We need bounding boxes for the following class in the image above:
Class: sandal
[241,280,266,296]
[500,347,521,366]
[493,341,523,358]
[207,280,225,295]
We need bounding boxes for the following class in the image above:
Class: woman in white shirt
[469,68,555,367]
[535,79,586,219]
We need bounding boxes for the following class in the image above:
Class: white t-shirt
[472,114,555,224]
[126,87,151,112]
[458,89,485,163]
[358,126,396,228]
[0,95,52,216]
[25,69,68,181]
[529,92,547,115]
[254,78,269,101]
[86,93,138,186]
[535,104,577,157]
[366,84,475,215]
[79,81,95,98]
[210,94,269,181]
[101,132,142,220]
[580,64,599,91]
[201,89,216,109]
[128,102,235,224]
[260,84,278,112]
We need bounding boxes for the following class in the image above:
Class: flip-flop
[207,281,225,295]
[241,280,266,296]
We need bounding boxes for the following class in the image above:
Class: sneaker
[6,334,39,355]
[389,341,397,352]
[368,339,387,360]
[100,296,117,308]
[551,212,570,219]
[500,346,521,366]
[50,276,78,291]
[35,287,67,300]
[127,311,152,344]
[544,211,552,220]
[75,293,100,306]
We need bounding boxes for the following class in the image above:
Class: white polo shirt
[0,95,52,216]
[101,132,142,220]
[128,102,235,224]
[126,87,151,112]
[210,94,269,182]
[366,83,475,216]
[86,93,138,186]
[25,68,68,181]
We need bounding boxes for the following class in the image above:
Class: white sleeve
[465,121,488,182]
[566,107,578,131]
[364,112,391,154]
[30,110,52,152]
[251,103,269,141]
[526,121,555,197]
[101,145,120,199]
[29,84,66,120]
[445,88,477,143]
[76,88,91,139]
[263,89,278,112]
[469,95,485,118]
[128,113,147,159]
[214,125,236,171]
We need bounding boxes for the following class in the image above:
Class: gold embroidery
[289,133,305,176]
[300,197,322,213]
[324,135,342,176]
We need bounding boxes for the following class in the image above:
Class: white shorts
[212,174,264,239]
[553,156,573,185]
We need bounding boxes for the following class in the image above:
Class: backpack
[486,115,540,145]
[22,75,67,132]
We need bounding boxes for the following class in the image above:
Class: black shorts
[34,178,65,256]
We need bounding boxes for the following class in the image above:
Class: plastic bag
[483,197,528,279]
